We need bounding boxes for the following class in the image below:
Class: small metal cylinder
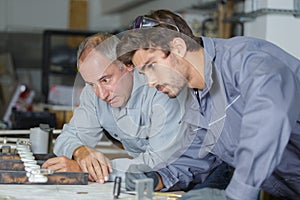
[113,176,122,199]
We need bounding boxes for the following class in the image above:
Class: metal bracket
[295,0,300,17]
[135,178,153,200]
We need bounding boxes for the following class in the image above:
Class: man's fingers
[53,168,67,172]
[41,157,59,168]
[90,159,112,183]
[77,159,99,182]
[92,160,105,183]
[41,161,50,168]
[74,148,112,183]
[105,158,113,173]
[98,160,109,182]
[79,161,90,174]
[87,161,102,183]
[81,163,95,182]
[88,174,95,182]
[44,164,63,171]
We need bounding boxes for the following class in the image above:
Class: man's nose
[95,84,109,100]
[147,74,158,88]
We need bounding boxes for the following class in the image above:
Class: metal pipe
[295,0,300,17]
[252,0,258,12]
[0,129,61,135]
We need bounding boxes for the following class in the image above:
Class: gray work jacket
[184,36,300,200]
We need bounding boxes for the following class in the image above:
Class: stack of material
[0,141,88,185]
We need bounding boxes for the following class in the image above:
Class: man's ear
[125,64,134,71]
[171,37,187,57]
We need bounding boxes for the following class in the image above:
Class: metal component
[135,178,153,200]
[1,145,11,154]
[295,0,300,17]
[252,0,258,12]
[39,124,54,154]
[30,168,54,176]
[113,176,122,199]
[30,127,50,154]
[16,139,31,147]
[28,173,48,183]
[3,137,7,144]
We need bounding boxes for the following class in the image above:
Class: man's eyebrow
[85,74,107,85]
[140,59,152,71]
[98,74,110,81]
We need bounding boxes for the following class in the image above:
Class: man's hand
[178,188,230,200]
[125,164,163,191]
[73,145,112,183]
[42,156,82,172]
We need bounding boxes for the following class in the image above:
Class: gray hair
[77,33,122,68]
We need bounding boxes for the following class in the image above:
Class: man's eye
[100,78,111,83]
[147,63,155,68]
[139,63,155,73]
[138,70,145,75]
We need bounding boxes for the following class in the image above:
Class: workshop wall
[244,0,300,59]
[0,0,299,104]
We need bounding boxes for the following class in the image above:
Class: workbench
[0,182,131,200]
[0,130,182,200]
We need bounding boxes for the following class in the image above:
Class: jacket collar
[202,37,216,95]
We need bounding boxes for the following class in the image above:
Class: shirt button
[145,136,149,140]
[114,134,118,137]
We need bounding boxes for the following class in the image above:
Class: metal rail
[224,8,300,23]
[0,129,62,135]
[224,0,300,23]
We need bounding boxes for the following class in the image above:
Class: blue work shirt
[185,36,300,200]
